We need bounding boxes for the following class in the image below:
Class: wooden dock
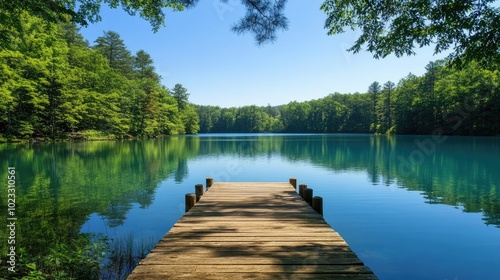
[127,180,376,279]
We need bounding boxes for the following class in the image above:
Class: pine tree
[93,31,134,78]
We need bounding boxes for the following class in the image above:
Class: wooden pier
[127,179,376,279]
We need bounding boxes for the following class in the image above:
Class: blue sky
[79,0,447,107]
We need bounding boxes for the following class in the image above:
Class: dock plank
[127,181,376,279]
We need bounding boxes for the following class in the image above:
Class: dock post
[206,177,214,190]
[185,193,196,212]
[299,184,307,198]
[312,196,323,216]
[129,181,377,279]
[289,178,297,190]
[195,184,204,202]
[304,188,313,205]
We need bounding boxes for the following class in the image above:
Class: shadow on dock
[127,180,376,279]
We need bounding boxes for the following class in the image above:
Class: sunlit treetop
[1,0,187,29]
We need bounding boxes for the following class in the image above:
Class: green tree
[0,12,200,140]
[196,105,222,133]
[321,94,349,132]
[157,86,185,135]
[128,79,160,137]
[393,73,422,134]
[321,0,500,68]
[380,81,395,133]
[280,101,311,132]
[343,93,371,133]
[216,108,237,132]
[307,99,327,132]
[4,1,499,68]
[230,0,288,44]
[0,13,63,138]
[0,0,188,49]
[234,105,266,132]
[181,105,200,134]
[171,83,190,110]
[367,81,381,132]
[133,50,158,81]
[435,61,500,135]
[423,61,440,129]
[93,31,134,78]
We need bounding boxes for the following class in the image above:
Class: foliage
[0,233,108,280]
[172,83,190,110]
[0,134,499,279]
[230,0,289,44]
[69,130,118,141]
[0,13,199,140]
[196,61,500,136]
[93,31,134,78]
[3,1,500,67]
[196,105,282,133]
[0,232,157,280]
[321,0,500,69]
[0,0,188,50]
[0,137,200,278]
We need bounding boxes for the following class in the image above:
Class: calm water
[1,134,500,279]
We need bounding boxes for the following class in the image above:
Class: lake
[1,134,499,279]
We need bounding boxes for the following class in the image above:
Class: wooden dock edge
[128,178,377,279]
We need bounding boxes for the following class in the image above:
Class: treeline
[0,13,199,141]
[197,61,500,135]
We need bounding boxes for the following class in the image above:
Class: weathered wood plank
[150,246,355,254]
[148,248,358,256]
[128,264,374,273]
[168,226,336,233]
[155,240,351,247]
[172,222,332,228]
[128,273,378,280]
[182,214,324,219]
[187,205,319,211]
[165,231,338,236]
[127,181,376,279]
[140,255,365,265]
[160,236,346,242]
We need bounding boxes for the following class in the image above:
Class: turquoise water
[1,134,499,279]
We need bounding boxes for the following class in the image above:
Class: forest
[0,13,199,142]
[2,13,500,141]
[197,60,500,136]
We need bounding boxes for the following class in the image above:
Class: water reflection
[0,134,499,258]
[0,138,197,256]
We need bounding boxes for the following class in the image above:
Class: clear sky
[79,0,447,108]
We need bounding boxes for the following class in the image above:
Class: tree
[393,74,419,134]
[181,106,200,134]
[133,50,158,81]
[4,1,499,68]
[0,0,188,49]
[93,31,134,78]
[343,93,371,133]
[422,61,447,129]
[380,81,395,133]
[229,0,288,44]
[196,105,222,133]
[171,83,190,110]
[157,86,185,135]
[368,81,381,132]
[321,0,500,69]
[0,11,201,140]
[280,101,311,132]
[217,108,237,132]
